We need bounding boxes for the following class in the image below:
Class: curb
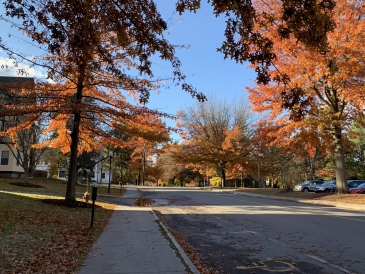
[151,210,200,274]
[228,191,365,211]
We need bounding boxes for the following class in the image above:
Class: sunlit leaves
[176,0,336,84]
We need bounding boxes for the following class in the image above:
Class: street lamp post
[257,159,260,188]
[219,160,223,188]
[107,151,113,193]
[142,145,146,186]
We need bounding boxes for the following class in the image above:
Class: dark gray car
[347,180,365,189]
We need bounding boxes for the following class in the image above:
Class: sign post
[90,182,98,228]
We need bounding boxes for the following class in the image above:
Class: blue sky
[0,2,257,142]
[147,1,257,141]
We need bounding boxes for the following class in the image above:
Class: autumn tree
[43,148,69,178]
[346,122,365,179]
[176,0,336,85]
[155,148,181,183]
[1,0,204,201]
[0,77,50,181]
[246,0,365,193]
[118,112,171,185]
[175,95,254,186]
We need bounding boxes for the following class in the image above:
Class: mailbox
[92,182,98,201]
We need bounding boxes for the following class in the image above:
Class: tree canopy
[1,0,205,200]
[246,0,365,193]
[174,95,254,185]
[176,0,336,84]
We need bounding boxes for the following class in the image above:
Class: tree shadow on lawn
[41,198,100,208]
[9,181,44,188]
[8,182,97,208]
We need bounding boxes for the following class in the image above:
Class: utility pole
[142,144,146,186]
[107,151,113,193]
[257,161,261,188]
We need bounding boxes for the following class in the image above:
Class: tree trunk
[65,83,83,201]
[65,115,80,201]
[22,151,29,183]
[28,148,35,178]
[23,165,29,183]
[334,125,349,193]
[222,167,226,187]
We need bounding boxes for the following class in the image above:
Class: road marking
[305,254,356,274]
[236,257,294,272]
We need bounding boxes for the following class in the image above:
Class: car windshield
[356,183,365,189]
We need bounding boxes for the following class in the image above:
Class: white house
[0,144,23,178]
[57,156,112,184]
[0,76,37,178]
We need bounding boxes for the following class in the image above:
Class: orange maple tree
[1,0,204,201]
[246,0,365,193]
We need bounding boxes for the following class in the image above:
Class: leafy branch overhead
[176,0,336,84]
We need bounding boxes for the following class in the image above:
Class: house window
[1,151,9,165]
[101,173,105,179]
[90,171,95,178]
[0,118,10,131]
[58,170,66,178]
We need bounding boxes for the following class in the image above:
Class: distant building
[56,155,112,184]
[0,76,37,178]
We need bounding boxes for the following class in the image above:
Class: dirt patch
[9,182,44,188]
[41,199,96,208]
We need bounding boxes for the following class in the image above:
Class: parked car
[349,183,365,194]
[315,181,336,193]
[293,180,325,192]
[347,180,365,189]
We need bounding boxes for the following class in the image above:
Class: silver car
[315,181,336,193]
[293,180,325,192]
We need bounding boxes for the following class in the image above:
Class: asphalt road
[139,188,365,274]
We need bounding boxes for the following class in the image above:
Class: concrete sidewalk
[78,186,198,274]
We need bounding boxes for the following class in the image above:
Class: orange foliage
[247,0,365,156]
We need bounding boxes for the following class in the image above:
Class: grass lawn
[0,177,122,273]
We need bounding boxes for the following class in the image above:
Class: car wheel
[362,191,365,194]
[302,188,309,192]
[324,189,329,193]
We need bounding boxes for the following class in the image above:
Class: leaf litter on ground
[0,191,115,273]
